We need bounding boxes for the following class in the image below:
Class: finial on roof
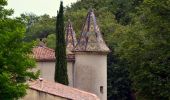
[38,39,46,47]
[39,77,43,81]
[68,19,71,22]
[89,6,93,10]
[74,9,110,53]
[65,19,77,51]
[39,77,43,89]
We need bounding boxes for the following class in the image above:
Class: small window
[100,86,104,94]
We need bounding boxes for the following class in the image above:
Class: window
[100,86,104,94]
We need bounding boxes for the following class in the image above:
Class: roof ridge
[38,46,55,51]
[28,79,100,100]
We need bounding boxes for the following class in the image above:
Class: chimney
[39,38,46,47]
[39,78,43,89]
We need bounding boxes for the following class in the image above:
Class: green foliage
[0,0,13,18]
[0,16,38,100]
[29,14,55,39]
[18,13,56,41]
[0,1,38,99]
[107,22,133,100]
[18,13,38,31]
[110,0,143,25]
[55,1,68,85]
[46,34,56,49]
[65,8,87,37]
[108,53,132,100]
[113,0,170,99]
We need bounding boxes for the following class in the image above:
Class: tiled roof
[66,19,77,51]
[29,79,100,100]
[74,9,110,53]
[33,46,75,62]
[33,46,55,62]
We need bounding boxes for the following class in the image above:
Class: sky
[6,0,78,17]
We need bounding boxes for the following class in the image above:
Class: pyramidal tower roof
[66,19,77,51]
[74,9,110,53]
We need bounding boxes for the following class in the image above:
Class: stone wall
[75,53,107,100]
[36,62,74,86]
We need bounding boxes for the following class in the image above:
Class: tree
[108,52,132,100]
[18,14,56,42]
[109,0,143,25]
[106,19,133,100]
[0,0,38,99]
[113,0,170,99]
[19,13,38,32]
[17,13,39,42]
[0,0,13,19]
[46,34,56,49]
[28,14,55,40]
[55,1,68,85]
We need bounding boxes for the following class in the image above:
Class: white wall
[75,53,107,100]
[36,62,74,86]
[36,62,55,81]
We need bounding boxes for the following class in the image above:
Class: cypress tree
[55,1,68,85]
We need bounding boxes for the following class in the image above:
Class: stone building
[33,46,75,87]
[33,9,109,100]
[74,9,110,100]
[22,79,99,100]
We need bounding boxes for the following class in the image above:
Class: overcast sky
[6,0,78,17]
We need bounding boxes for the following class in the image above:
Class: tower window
[100,86,104,94]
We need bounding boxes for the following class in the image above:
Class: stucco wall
[36,62,74,86]
[67,62,74,87]
[21,89,67,100]
[75,53,107,100]
[36,62,55,81]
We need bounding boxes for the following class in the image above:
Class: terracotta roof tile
[33,46,75,62]
[29,79,100,100]
[33,46,55,61]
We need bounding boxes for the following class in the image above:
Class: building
[33,9,110,100]
[73,9,110,100]
[32,46,75,87]
[21,79,99,100]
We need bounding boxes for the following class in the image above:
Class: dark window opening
[100,86,104,94]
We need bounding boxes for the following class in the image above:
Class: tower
[74,9,110,100]
[65,19,77,87]
[66,19,77,51]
